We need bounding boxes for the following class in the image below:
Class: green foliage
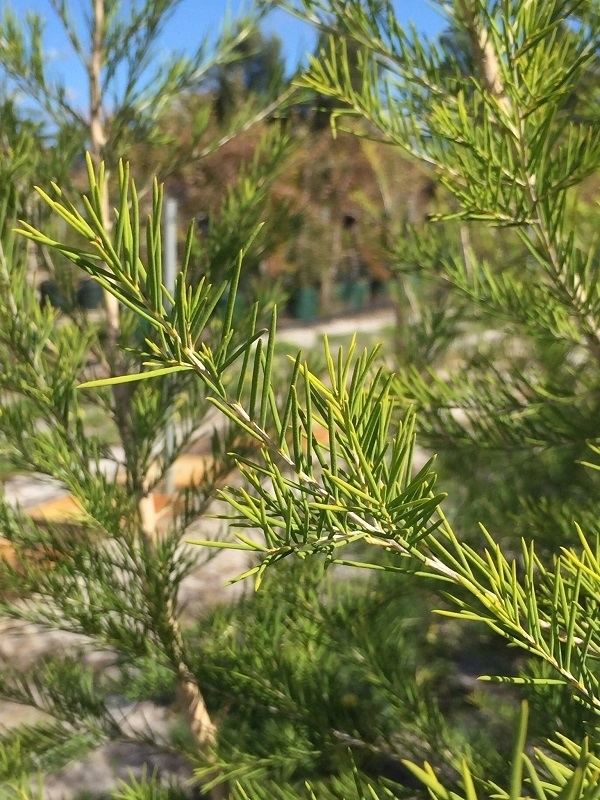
[0,70,293,799]
[111,770,188,800]
[33,154,598,714]
[2,0,600,797]
[28,158,598,800]
[0,0,259,164]
[287,0,600,542]
[404,703,600,799]
[189,565,479,792]
[24,0,600,796]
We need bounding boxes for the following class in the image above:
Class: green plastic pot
[338,278,369,312]
[76,279,103,310]
[292,286,320,322]
[39,280,67,310]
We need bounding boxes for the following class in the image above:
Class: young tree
[0,56,291,800]
[0,0,275,531]
[276,0,600,542]
[26,0,600,796]
[0,11,297,792]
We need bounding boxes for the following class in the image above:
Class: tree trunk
[90,0,120,344]
[145,529,225,798]
[455,0,510,110]
[88,4,222,792]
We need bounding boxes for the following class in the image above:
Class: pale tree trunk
[455,0,510,110]
[455,1,600,361]
[454,0,508,296]
[138,492,158,537]
[87,2,222,790]
[90,0,120,344]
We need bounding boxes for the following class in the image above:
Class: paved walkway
[279,307,394,349]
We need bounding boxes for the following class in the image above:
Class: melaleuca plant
[23,0,600,796]
[0,123,292,798]
[277,0,600,545]
[25,156,599,797]
[0,12,295,797]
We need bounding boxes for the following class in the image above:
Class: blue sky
[5,1,447,108]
